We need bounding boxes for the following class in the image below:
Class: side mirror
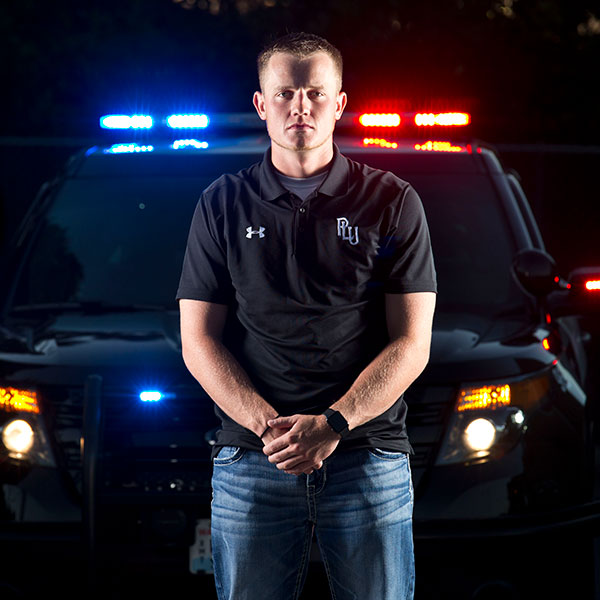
[512,249,559,298]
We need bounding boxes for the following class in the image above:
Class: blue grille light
[140,391,163,402]
[100,114,153,129]
[172,139,209,150]
[104,143,154,154]
[166,114,209,129]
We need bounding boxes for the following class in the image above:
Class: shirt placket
[290,194,312,257]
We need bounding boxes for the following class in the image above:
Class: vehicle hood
[424,310,552,384]
[0,309,552,386]
[0,311,187,386]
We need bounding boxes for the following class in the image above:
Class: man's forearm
[182,335,277,437]
[261,336,429,475]
[329,334,430,431]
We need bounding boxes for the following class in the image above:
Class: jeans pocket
[213,445,246,466]
[367,447,409,461]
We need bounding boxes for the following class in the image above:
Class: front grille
[405,384,456,489]
[45,385,85,494]
[99,385,217,500]
[45,380,456,502]
[43,382,219,500]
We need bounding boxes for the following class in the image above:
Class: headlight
[436,371,552,466]
[2,419,35,457]
[1,385,55,467]
[464,418,496,452]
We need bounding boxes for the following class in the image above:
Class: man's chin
[274,135,326,153]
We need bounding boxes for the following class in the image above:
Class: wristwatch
[323,408,350,439]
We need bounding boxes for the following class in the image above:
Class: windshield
[352,152,528,316]
[10,153,528,316]
[404,172,523,314]
[11,176,211,310]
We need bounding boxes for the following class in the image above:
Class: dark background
[1,4,599,597]
[1,0,600,272]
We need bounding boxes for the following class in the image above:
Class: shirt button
[299,207,306,213]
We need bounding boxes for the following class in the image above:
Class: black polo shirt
[176,144,436,454]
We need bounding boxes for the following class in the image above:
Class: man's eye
[277,91,293,98]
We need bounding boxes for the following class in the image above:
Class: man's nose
[291,90,309,116]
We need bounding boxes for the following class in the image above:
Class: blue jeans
[211,446,415,600]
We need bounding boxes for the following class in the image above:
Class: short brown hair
[257,32,343,92]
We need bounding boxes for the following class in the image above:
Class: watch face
[326,410,349,435]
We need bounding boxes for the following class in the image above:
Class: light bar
[104,143,154,154]
[100,114,153,129]
[359,113,401,127]
[585,280,600,291]
[457,384,511,412]
[414,140,465,153]
[172,139,209,150]
[415,112,471,127]
[0,387,40,414]
[166,114,209,129]
[140,390,163,402]
[363,137,398,149]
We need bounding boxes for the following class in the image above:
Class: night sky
[1,0,599,143]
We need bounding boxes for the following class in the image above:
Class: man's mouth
[288,123,313,130]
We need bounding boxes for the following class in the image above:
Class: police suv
[1,111,599,599]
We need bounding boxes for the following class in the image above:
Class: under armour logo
[336,217,359,246]
[246,226,266,239]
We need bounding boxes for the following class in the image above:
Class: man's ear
[253,91,267,121]
[335,91,348,121]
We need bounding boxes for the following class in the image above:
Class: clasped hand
[262,414,340,476]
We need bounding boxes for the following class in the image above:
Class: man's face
[253,51,347,154]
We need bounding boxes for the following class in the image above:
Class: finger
[267,448,298,464]
[284,460,319,475]
[262,434,293,456]
[267,416,295,429]
[274,454,311,472]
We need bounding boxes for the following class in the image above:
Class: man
[177,32,436,600]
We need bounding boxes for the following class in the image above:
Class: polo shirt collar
[318,143,350,197]
[259,143,350,202]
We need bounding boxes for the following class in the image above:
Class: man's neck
[271,143,334,178]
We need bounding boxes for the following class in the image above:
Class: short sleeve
[384,185,437,294]
[175,193,234,304]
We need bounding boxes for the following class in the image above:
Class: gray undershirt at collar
[276,170,329,202]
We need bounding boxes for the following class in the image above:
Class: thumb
[267,415,295,429]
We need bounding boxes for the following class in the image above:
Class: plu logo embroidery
[246,226,266,239]
[336,217,359,246]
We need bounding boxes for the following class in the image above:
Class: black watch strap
[323,408,350,439]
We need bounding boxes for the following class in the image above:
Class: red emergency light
[414,140,467,153]
[362,137,398,149]
[359,113,401,127]
[357,111,471,128]
[585,280,600,291]
[414,112,471,127]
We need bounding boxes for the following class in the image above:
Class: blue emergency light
[103,143,154,154]
[166,114,209,129]
[140,391,163,402]
[172,139,209,150]
[100,114,153,129]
